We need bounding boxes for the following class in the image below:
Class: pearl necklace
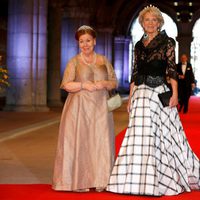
[80,52,96,66]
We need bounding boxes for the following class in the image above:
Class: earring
[143,32,149,40]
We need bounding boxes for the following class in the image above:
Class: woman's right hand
[82,81,97,92]
[127,98,131,113]
[127,83,135,113]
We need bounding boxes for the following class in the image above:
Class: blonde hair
[138,5,164,30]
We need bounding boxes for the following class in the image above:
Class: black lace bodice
[131,30,177,84]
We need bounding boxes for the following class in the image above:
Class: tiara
[77,25,94,31]
[143,4,161,12]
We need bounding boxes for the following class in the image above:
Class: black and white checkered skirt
[107,84,200,196]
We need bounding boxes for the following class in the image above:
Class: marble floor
[0,99,129,184]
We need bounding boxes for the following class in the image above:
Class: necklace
[80,52,96,66]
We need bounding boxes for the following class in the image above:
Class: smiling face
[78,33,96,55]
[142,12,160,35]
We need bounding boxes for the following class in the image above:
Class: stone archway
[191,18,200,93]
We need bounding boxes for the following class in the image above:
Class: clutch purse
[158,91,172,107]
[107,93,122,112]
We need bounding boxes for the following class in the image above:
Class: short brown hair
[75,25,97,40]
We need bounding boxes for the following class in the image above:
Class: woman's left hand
[169,95,178,108]
[95,81,106,90]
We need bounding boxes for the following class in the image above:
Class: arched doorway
[191,19,200,95]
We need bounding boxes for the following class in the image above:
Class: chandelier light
[174,1,193,22]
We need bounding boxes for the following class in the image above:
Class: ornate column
[6,0,49,111]
[176,34,193,60]
[114,36,131,92]
[123,37,132,89]
[47,0,62,106]
[176,22,193,60]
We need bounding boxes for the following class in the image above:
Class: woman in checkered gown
[107,5,200,196]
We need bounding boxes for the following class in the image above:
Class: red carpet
[1,96,200,200]
[0,184,200,200]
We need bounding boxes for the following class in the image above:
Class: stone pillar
[6,0,49,111]
[114,36,131,92]
[47,1,62,107]
[60,18,80,76]
[176,34,193,60]
[123,37,132,89]
[95,28,113,62]
[176,22,193,60]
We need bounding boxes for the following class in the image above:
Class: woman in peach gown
[52,25,118,192]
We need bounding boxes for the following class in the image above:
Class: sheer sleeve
[166,38,178,81]
[60,57,77,89]
[130,46,138,83]
[104,56,118,88]
[104,57,117,81]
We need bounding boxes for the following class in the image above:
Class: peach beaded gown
[52,54,118,191]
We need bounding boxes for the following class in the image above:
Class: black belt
[135,75,165,88]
